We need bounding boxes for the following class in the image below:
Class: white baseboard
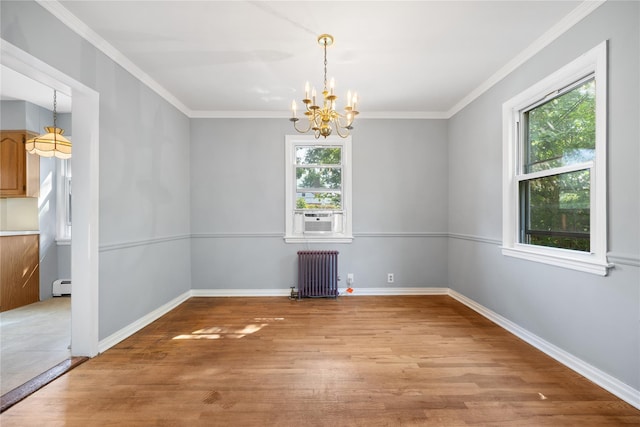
[191,287,450,297]
[98,290,191,353]
[191,288,291,297]
[448,289,640,410]
[339,286,449,296]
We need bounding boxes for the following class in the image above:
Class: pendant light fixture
[290,34,358,139]
[26,89,72,159]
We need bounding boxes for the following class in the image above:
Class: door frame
[1,39,100,357]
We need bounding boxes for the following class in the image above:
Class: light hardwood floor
[1,296,638,426]
[0,297,71,395]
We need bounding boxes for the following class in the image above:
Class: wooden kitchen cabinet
[0,234,40,312]
[0,130,39,197]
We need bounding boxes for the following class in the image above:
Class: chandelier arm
[334,123,350,138]
[304,102,314,113]
[312,111,323,129]
[334,113,353,129]
[292,118,313,134]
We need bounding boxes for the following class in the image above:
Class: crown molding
[188,110,449,120]
[358,111,449,120]
[38,0,605,120]
[445,0,607,118]
[36,0,191,117]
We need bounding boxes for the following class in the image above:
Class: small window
[56,158,72,242]
[502,41,610,275]
[285,135,352,243]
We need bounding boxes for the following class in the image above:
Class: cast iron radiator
[297,250,339,298]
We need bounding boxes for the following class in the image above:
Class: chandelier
[290,34,358,139]
[25,90,72,159]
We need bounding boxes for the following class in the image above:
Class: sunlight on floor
[172,317,284,340]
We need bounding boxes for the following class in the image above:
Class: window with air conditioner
[285,135,352,243]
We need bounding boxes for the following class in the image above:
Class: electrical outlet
[387,273,394,283]
[347,273,354,285]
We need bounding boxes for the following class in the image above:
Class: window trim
[502,41,611,276]
[285,135,353,243]
[56,158,72,243]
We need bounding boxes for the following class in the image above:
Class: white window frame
[56,158,72,243]
[285,135,353,243]
[502,41,611,276]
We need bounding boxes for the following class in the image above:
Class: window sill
[502,245,613,276]
[285,235,353,244]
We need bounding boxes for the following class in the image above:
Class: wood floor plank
[1,295,638,426]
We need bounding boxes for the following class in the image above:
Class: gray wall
[38,155,57,300]
[1,0,192,340]
[190,118,449,290]
[0,100,68,133]
[447,0,639,391]
[1,100,28,129]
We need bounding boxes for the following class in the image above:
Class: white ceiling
[4,1,598,118]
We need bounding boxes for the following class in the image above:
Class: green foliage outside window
[296,147,342,209]
[296,198,308,209]
[522,79,595,252]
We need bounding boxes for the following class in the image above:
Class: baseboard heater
[297,250,339,298]
[52,279,71,296]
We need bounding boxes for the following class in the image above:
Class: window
[502,41,610,275]
[285,135,352,243]
[56,158,72,242]
[521,77,594,252]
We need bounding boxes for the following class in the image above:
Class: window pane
[296,192,341,210]
[296,147,341,165]
[524,79,595,173]
[296,167,341,190]
[521,169,590,251]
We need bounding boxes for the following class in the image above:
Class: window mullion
[516,161,594,182]
[297,188,342,193]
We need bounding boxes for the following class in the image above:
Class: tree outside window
[520,78,595,252]
[295,147,342,210]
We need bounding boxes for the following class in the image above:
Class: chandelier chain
[53,90,57,128]
[323,38,328,92]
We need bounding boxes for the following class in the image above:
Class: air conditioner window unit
[304,212,333,233]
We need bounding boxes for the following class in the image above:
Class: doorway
[0,39,100,358]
